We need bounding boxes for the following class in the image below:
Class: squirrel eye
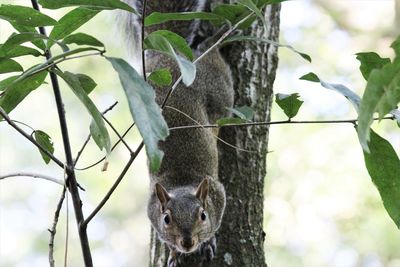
[200,211,206,221]
[164,214,170,225]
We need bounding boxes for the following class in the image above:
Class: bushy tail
[120,0,214,71]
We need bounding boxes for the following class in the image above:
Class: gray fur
[122,0,233,262]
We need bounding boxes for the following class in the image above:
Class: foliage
[0,0,399,266]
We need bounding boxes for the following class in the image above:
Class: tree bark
[212,3,280,267]
[149,3,280,267]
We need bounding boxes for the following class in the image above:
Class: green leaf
[38,0,137,13]
[224,36,311,62]
[0,4,57,27]
[275,93,303,119]
[2,32,69,53]
[363,129,400,229]
[145,12,223,26]
[0,76,18,91]
[358,61,400,151]
[355,52,391,80]
[33,130,54,164]
[299,72,320,82]
[0,71,47,113]
[216,117,246,126]
[55,70,110,153]
[0,44,41,58]
[391,35,400,58]
[106,57,169,172]
[48,7,100,48]
[9,24,46,50]
[0,58,23,74]
[148,30,193,61]
[257,0,288,7]
[237,0,267,32]
[212,4,249,25]
[62,33,104,47]
[227,106,255,121]
[144,32,196,86]
[148,68,172,87]
[76,73,97,94]
[300,72,361,111]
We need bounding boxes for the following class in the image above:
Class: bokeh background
[1,0,399,266]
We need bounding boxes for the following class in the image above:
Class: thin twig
[0,119,36,131]
[0,107,65,168]
[168,116,395,131]
[82,142,145,227]
[48,186,67,267]
[165,106,254,153]
[102,115,133,154]
[64,190,69,267]
[0,172,64,185]
[73,101,119,167]
[74,122,136,171]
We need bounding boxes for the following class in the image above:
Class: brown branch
[30,1,92,265]
[48,186,67,267]
[0,172,64,185]
[74,122,136,171]
[102,115,133,154]
[168,116,395,131]
[0,107,65,168]
[73,101,119,167]
[82,142,145,227]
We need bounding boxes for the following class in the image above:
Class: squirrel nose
[180,237,194,249]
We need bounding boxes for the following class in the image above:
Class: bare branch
[74,101,119,167]
[169,116,395,131]
[49,187,67,267]
[0,172,64,185]
[102,115,133,154]
[82,142,145,227]
[0,107,65,168]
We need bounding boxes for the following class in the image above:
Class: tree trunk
[212,3,281,267]
[149,3,280,267]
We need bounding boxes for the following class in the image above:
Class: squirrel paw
[167,249,179,267]
[199,236,217,262]
[167,255,178,267]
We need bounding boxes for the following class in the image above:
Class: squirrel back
[123,0,233,263]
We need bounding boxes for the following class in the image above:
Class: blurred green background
[0,0,399,266]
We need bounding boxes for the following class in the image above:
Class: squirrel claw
[199,236,217,262]
[167,256,178,267]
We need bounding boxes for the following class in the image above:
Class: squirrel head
[153,178,213,253]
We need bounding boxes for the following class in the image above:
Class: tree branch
[82,142,145,227]
[73,101,119,167]
[0,107,65,168]
[48,187,67,267]
[30,1,93,266]
[168,116,395,131]
[0,172,64,185]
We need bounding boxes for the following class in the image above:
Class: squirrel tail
[120,0,214,71]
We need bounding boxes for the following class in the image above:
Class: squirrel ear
[195,178,209,206]
[155,183,170,211]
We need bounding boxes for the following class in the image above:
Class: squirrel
[122,0,233,265]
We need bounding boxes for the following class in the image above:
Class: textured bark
[149,3,280,267]
[212,4,280,267]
